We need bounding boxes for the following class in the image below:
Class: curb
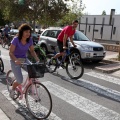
[102,59,120,64]
[95,59,120,73]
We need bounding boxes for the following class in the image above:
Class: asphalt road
[0,45,120,120]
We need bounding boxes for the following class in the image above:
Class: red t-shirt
[57,26,75,42]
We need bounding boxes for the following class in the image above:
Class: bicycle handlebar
[21,62,42,66]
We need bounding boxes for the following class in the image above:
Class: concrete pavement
[95,51,120,74]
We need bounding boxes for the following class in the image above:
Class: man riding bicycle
[49,20,78,65]
[3,25,10,41]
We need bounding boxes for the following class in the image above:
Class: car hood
[74,41,104,47]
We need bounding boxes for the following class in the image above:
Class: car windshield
[73,30,89,41]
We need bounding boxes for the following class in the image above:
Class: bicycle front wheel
[66,58,84,79]
[6,70,19,100]
[25,82,52,119]
[0,58,4,72]
[46,57,57,73]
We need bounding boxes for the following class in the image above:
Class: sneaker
[48,57,57,66]
[61,62,66,69]
[48,58,53,66]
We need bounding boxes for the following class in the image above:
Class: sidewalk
[95,51,120,73]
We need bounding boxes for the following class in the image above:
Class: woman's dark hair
[18,23,32,43]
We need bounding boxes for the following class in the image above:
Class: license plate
[97,53,103,56]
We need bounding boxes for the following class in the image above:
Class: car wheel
[41,45,48,54]
[70,50,81,60]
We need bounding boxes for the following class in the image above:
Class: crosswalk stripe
[85,71,120,85]
[1,55,10,60]
[43,81,120,120]
[1,90,62,120]
[0,108,10,120]
[79,78,120,102]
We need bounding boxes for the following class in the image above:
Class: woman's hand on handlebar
[15,59,21,65]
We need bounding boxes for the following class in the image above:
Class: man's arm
[70,36,76,47]
[63,34,68,48]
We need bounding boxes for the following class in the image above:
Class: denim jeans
[10,58,31,84]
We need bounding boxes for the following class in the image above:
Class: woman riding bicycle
[9,23,39,99]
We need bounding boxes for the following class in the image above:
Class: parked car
[10,29,39,44]
[37,27,106,62]
[31,33,39,45]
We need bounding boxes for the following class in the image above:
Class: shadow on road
[0,72,7,85]
[51,72,120,103]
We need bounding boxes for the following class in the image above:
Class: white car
[38,27,106,62]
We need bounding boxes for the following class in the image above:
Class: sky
[82,0,120,15]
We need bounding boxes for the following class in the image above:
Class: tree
[58,0,85,26]
[0,11,6,26]
[102,10,106,15]
[0,0,69,30]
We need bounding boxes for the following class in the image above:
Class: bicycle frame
[16,75,40,100]
[52,46,72,67]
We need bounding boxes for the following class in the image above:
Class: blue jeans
[10,58,31,84]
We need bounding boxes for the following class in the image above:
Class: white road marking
[43,81,120,120]
[85,71,120,85]
[0,108,10,120]
[78,78,120,102]
[1,90,62,120]
[1,55,10,60]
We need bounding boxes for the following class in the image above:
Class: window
[49,30,58,38]
[42,30,49,36]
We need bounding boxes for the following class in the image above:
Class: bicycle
[6,62,52,119]
[47,45,84,79]
[0,50,4,73]
[2,35,11,49]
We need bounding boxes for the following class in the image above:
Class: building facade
[78,14,120,42]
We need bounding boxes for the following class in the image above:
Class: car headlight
[81,45,93,51]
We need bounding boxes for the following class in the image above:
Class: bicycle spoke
[66,58,84,79]
[25,83,52,119]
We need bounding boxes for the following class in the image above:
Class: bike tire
[46,58,57,73]
[6,70,19,100]
[25,82,52,119]
[66,58,84,79]
[2,42,5,48]
[0,58,4,72]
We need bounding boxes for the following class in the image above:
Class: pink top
[57,26,75,42]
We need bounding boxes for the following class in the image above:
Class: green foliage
[0,11,5,26]
[102,10,106,15]
[58,0,85,26]
[18,0,24,5]
[0,0,69,27]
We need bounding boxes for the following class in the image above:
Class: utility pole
[79,0,82,31]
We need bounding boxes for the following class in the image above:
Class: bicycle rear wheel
[0,58,4,72]
[46,58,57,73]
[66,58,84,79]
[25,82,52,119]
[6,70,19,100]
